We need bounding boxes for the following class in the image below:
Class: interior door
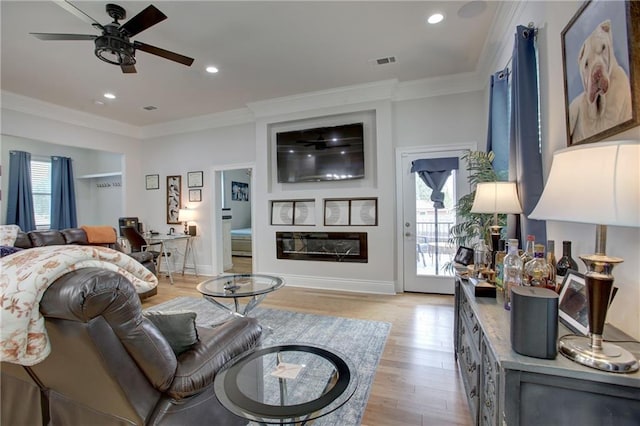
[401,148,471,294]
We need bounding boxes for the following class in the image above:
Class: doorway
[397,144,474,294]
[211,163,255,276]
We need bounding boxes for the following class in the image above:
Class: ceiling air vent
[375,56,396,65]
[143,105,158,111]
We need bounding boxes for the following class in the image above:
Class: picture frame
[187,171,203,188]
[293,200,316,226]
[324,198,378,226]
[561,0,639,146]
[145,174,159,190]
[558,270,589,336]
[231,181,249,202]
[189,189,202,202]
[271,201,294,225]
[166,175,182,224]
[453,246,474,266]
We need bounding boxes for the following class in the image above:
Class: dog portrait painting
[562,0,639,146]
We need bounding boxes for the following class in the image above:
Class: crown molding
[475,1,527,88]
[0,91,141,138]
[246,79,399,118]
[139,107,255,139]
[394,71,484,102]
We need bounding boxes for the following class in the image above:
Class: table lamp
[529,140,639,373]
[471,181,523,270]
[178,208,196,235]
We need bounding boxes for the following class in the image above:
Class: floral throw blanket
[0,245,158,366]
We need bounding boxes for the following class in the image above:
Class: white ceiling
[1,1,501,127]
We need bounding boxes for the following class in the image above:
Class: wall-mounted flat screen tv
[276,123,365,183]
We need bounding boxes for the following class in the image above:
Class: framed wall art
[166,175,182,224]
[324,198,378,226]
[271,200,316,225]
[231,181,249,201]
[561,0,639,146]
[188,171,203,188]
[145,174,159,190]
[189,189,202,202]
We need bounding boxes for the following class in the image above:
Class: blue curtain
[7,151,36,232]
[487,68,510,178]
[410,158,459,209]
[50,156,78,230]
[508,25,546,246]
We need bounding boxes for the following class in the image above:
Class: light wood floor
[143,257,472,426]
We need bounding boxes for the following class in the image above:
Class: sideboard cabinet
[454,277,640,426]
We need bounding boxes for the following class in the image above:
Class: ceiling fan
[30,2,194,73]
[297,134,352,151]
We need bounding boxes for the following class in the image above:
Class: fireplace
[276,232,368,263]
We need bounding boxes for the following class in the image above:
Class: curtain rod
[501,22,537,73]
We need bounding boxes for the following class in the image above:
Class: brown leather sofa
[1,267,262,425]
[14,228,158,299]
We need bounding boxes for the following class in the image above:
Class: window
[31,160,51,229]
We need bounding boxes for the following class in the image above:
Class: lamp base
[558,335,639,373]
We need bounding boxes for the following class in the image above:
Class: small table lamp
[178,208,196,235]
[471,181,523,270]
[529,140,639,373]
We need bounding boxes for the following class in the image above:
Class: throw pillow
[0,225,21,246]
[143,310,199,356]
[0,245,22,258]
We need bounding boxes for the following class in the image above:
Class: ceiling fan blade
[121,63,137,74]
[30,32,97,41]
[120,5,167,37]
[134,41,194,66]
[52,0,104,30]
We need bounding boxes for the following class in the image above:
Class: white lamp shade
[178,208,196,222]
[529,140,640,227]
[471,182,523,214]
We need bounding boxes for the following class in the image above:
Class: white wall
[493,1,640,339]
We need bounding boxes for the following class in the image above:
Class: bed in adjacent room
[230,228,252,256]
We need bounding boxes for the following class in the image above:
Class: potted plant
[447,150,504,267]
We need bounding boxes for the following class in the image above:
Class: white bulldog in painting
[568,20,632,144]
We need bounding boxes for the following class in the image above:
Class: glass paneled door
[400,147,471,294]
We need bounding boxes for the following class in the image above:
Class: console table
[454,276,640,426]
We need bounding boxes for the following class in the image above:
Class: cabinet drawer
[460,292,481,350]
[459,314,480,421]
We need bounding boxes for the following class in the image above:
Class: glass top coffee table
[214,344,358,425]
[196,274,284,317]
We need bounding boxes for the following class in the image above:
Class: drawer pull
[485,399,493,408]
[470,386,477,398]
[473,324,479,333]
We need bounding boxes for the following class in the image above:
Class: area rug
[147,296,391,425]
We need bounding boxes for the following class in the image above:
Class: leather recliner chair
[0,268,262,425]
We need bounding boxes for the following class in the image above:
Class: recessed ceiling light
[206,66,219,73]
[427,13,445,24]
[103,92,116,99]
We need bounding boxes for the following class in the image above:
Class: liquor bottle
[520,234,535,265]
[503,239,523,311]
[524,244,551,289]
[556,240,579,278]
[494,240,507,290]
[546,240,558,291]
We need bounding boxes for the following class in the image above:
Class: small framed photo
[454,246,474,266]
[350,198,377,226]
[189,189,202,202]
[558,270,589,336]
[145,174,159,190]
[187,171,203,188]
[324,199,349,226]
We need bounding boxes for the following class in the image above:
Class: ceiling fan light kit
[30,2,194,74]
